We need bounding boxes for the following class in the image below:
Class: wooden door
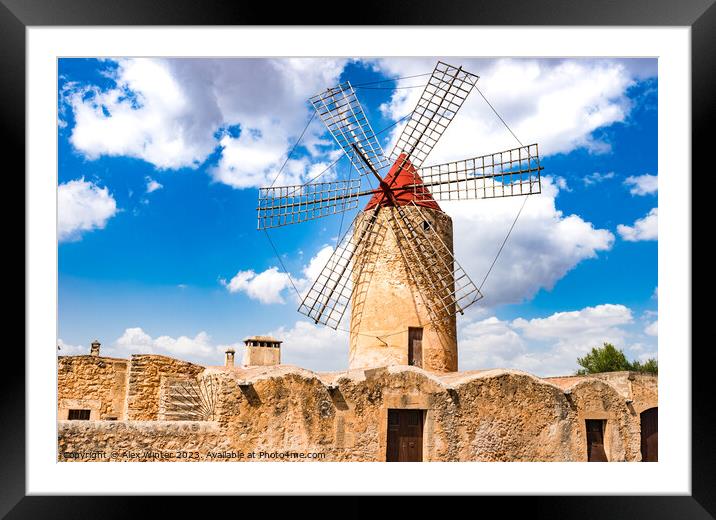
[386,409,424,462]
[640,407,658,462]
[586,419,608,461]
[408,327,423,368]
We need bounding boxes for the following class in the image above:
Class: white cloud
[460,304,639,376]
[222,245,334,305]
[57,338,87,355]
[68,59,214,169]
[374,58,648,163]
[58,178,118,242]
[617,207,658,241]
[645,320,658,337]
[268,320,348,371]
[624,174,658,195]
[300,245,334,288]
[583,171,615,186]
[84,322,345,368]
[221,267,292,304]
[112,327,219,359]
[145,177,163,193]
[512,304,633,340]
[444,176,614,306]
[65,58,347,187]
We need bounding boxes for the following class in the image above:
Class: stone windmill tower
[258,62,542,373]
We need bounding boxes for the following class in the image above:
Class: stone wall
[126,354,204,420]
[57,356,657,462]
[57,355,129,420]
[58,420,228,461]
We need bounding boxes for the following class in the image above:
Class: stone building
[57,339,658,462]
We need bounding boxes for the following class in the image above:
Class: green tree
[576,343,658,375]
[576,343,632,374]
[629,357,658,375]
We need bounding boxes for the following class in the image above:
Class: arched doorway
[640,407,658,462]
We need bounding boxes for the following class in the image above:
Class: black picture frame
[4,0,709,516]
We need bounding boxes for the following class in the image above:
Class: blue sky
[57,57,658,376]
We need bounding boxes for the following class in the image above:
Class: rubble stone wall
[57,361,657,462]
[126,354,204,420]
[57,355,129,420]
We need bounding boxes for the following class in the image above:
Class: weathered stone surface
[57,357,657,462]
[350,207,458,373]
[58,355,129,420]
[58,420,228,461]
[126,354,204,420]
[243,345,280,367]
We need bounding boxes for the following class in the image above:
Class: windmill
[257,61,542,372]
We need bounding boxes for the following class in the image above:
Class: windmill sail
[310,82,391,178]
[257,178,362,229]
[413,144,542,202]
[385,202,482,322]
[298,207,385,328]
[389,62,479,168]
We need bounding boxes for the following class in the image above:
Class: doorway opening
[640,407,658,462]
[386,409,424,462]
[586,419,608,461]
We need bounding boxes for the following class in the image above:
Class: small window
[68,409,91,420]
[422,220,431,231]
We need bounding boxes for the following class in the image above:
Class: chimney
[225,348,235,368]
[90,339,101,357]
[242,336,282,367]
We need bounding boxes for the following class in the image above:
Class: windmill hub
[364,153,441,212]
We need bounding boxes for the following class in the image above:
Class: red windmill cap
[364,153,441,211]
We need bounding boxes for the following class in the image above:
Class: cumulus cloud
[624,174,658,196]
[56,338,87,355]
[222,245,334,305]
[373,58,649,163]
[460,304,640,376]
[268,320,349,371]
[58,178,118,242]
[645,320,658,337]
[444,176,614,307]
[221,267,292,304]
[95,322,345,369]
[64,58,347,187]
[617,208,658,241]
[112,327,223,359]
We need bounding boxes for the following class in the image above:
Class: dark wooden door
[586,419,608,461]
[408,327,423,368]
[640,407,658,462]
[386,409,424,462]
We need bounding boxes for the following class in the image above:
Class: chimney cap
[225,347,236,353]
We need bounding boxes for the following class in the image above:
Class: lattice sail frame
[298,207,386,328]
[257,178,362,229]
[414,144,542,202]
[389,61,480,168]
[310,81,390,178]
